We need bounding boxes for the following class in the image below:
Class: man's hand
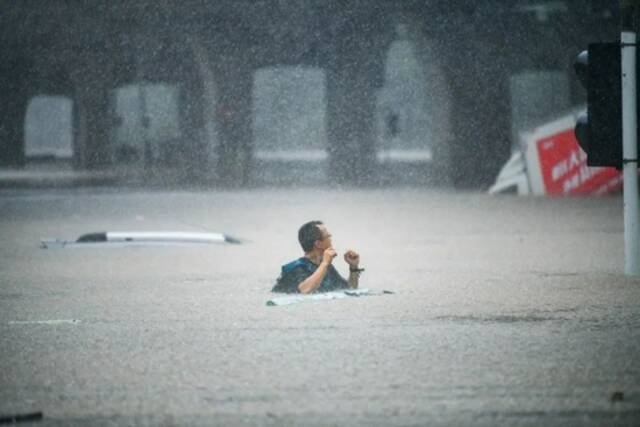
[322,247,337,265]
[344,249,360,267]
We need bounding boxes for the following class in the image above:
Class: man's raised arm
[344,249,361,289]
[298,248,336,294]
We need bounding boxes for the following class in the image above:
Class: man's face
[315,224,333,250]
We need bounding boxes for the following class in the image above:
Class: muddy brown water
[0,188,639,426]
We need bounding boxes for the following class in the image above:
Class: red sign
[536,129,622,195]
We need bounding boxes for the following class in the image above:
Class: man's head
[298,220,332,253]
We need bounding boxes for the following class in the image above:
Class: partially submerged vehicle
[41,231,242,248]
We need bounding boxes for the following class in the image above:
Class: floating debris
[266,289,394,306]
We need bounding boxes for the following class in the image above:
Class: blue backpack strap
[281,257,314,275]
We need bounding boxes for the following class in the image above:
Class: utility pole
[621,0,640,275]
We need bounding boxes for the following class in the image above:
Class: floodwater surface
[0,188,639,426]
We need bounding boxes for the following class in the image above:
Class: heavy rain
[1,1,639,426]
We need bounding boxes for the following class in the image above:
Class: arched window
[378,35,432,163]
[252,66,327,184]
[111,83,180,165]
[25,96,73,161]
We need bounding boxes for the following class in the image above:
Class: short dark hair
[298,220,323,252]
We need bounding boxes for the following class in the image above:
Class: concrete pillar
[177,65,207,180]
[326,33,384,185]
[153,36,220,182]
[188,39,219,179]
[401,19,454,186]
[0,57,31,167]
[69,54,112,169]
[0,89,29,168]
[213,54,254,186]
[438,27,512,188]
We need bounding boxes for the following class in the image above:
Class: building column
[406,22,454,187]
[187,38,219,181]
[0,90,29,168]
[0,57,31,167]
[70,54,112,170]
[437,24,512,188]
[177,64,207,180]
[326,33,384,185]
[213,53,254,186]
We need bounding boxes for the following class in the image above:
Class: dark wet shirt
[272,257,349,293]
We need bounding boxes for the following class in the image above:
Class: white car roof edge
[105,231,227,242]
[63,231,244,245]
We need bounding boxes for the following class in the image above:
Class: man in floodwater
[272,220,363,294]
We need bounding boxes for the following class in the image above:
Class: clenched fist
[343,249,360,268]
[322,247,337,265]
